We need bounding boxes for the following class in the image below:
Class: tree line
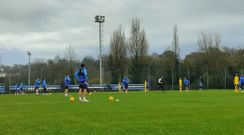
[0,18,243,89]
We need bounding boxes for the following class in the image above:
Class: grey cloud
[0,0,243,65]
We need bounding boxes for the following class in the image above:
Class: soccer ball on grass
[70,96,75,102]
[108,96,114,102]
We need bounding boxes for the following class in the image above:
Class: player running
[74,64,89,102]
[122,76,129,93]
[64,73,71,97]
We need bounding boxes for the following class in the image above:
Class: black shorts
[79,82,88,89]
[124,83,128,89]
[64,86,69,89]
[184,84,189,88]
[35,87,39,90]
[43,87,47,92]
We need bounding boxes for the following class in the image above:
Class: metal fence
[4,84,146,93]
[9,85,61,91]
[0,86,5,93]
[153,68,244,90]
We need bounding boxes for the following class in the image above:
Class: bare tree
[108,26,127,83]
[172,24,180,59]
[65,44,78,84]
[128,18,149,83]
[171,24,180,80]
[128,19,148,58]
[198,32,221,52]
[65,44,78,64]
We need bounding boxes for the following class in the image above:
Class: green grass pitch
[1,90,244,135]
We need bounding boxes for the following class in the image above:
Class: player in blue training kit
[19,83,24,94]
[42,79,47,95]
[199,76,204,90]
[74,64,89,102]
[240,74,244,91]
[64,73,71,97]
[183,77,189,91]
[15,84,20,95]
[35,78,40,95]
[122,76,129,93]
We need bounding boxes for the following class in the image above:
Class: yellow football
[109,96,114,102]
[70,96,75,102]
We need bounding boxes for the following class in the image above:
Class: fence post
[144,80,147,92]
[171,68,174,90]
[225,68,227,89]
[118,82,121,93]
[188,68,190,90]
[8,72,10,94]
[207,68,209,89]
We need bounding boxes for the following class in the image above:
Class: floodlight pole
[225,68,227,89]
[188,68,190,90]
[99,22,102,86]
[27,51,31,88]
[95,15,105,86]
[8,71,10,94]
[171,68,174,90]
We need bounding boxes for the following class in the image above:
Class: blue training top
[20,83,23,89]
[64,76,71,87]
[184,79,189,86]
[122,76,129,85]
[240,75,244,83]
[15,84,19,90]
[35,79,40,88]
[42,80,46,88]
[74,67,88,83]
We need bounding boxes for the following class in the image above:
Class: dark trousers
[158,84,165,92]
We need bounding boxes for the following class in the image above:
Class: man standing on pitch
[122,76,129,94]
[64,73,71,97]
[35,78,40,95]
[183,77,189,91]
[179,77,182,92]
[74,64,89,102]
[199,76,204,91]
[234,73,239,93]
[158,76,165,93]
[42,79,47,95]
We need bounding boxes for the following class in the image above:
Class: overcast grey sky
[0,0,244,65]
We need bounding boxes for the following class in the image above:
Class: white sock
[65,93,67,96]
[83,97,89,102]
[79,96,82,101]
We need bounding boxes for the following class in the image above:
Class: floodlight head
[95,15,105,23]
[27,51,31,56]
